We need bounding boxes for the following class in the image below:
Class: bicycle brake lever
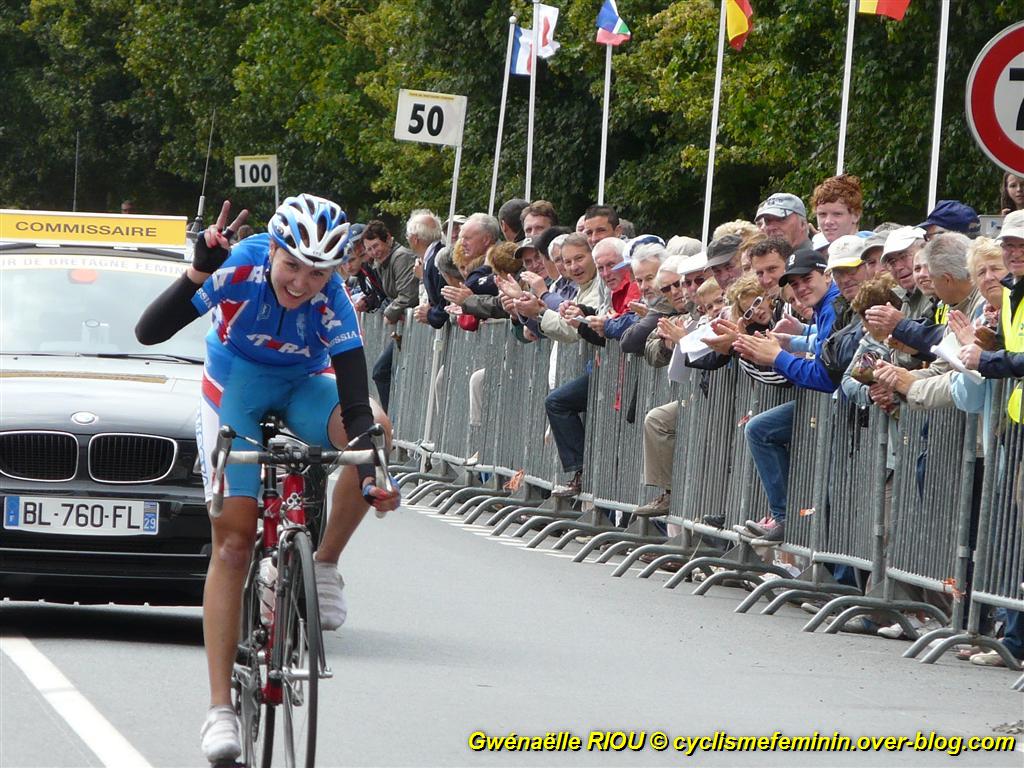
[209,425,236,519]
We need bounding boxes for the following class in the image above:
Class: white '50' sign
[394,89,467,148]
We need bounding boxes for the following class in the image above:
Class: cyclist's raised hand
[361,478,401,514]
[193,200,250,275]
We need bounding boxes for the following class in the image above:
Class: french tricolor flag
[510,25,533,76]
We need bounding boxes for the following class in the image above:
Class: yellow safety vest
[1001,286,1024,422]
[934,302,949,326]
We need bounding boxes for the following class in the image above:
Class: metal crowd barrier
[740,397,884,615]
[644,366,798,586]
[571,341,679,561]
[377,302,1023,684]
[910,381,1024,673]
[803,403,977,637]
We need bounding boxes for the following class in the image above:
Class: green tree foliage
[0,0,1016,234]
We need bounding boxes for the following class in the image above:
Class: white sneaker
[200,705,240,763]
[315,561,347,631]
[877,615,941,639]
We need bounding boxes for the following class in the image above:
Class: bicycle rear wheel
[235,549,274,768]
[274,531,320,768]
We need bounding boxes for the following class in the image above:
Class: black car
[0,242,211,605]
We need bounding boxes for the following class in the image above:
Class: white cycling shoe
[314,560,348,631]
[201,705,241,764]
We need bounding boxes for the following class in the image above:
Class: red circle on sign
[966,22,1024,177]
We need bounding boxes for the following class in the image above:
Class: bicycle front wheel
[274,531,321,768]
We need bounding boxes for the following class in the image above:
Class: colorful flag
[510,25,533,76]
[536,3,561,59]
[857,0,911,21]
[596,0,631,46]
[726,0,753,50]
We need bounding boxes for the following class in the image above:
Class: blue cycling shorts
[196,351,338,502]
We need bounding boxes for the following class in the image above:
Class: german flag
[857,0,910,21]
[726,0,754,50]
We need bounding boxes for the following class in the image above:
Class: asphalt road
[2,503,1022,767]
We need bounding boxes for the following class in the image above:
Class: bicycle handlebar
[209,423,391,518]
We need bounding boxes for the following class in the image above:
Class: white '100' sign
[234,155,278,188]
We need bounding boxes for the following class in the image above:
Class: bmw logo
[71,412,97,425]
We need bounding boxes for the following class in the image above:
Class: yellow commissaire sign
[0,209,187,249]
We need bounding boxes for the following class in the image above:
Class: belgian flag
[856,0,910,21]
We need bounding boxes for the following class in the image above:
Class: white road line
[1,634,152,768]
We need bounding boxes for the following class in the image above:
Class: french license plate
[3,496,159,536]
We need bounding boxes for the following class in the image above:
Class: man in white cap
[827,234,870,330]
[755,192,812,251]
[865,226,934,368]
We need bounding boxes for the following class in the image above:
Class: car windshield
[0,251,207,360]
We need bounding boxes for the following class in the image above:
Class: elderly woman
[949,235,1019,667]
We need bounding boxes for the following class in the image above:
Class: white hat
[676,252,708,276]
[666,235,703,257]
[827,234,866,270]
[882,226,926,258]
[998,210,1024,242]
[811,232,829,252]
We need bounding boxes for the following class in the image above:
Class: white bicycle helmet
[268,194,348,267]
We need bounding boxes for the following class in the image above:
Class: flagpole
[525,0,540,200]
[489,16,517,216]
[597,44,613,206]
[702,0,727,246]
[836,0,857,174]
[927,0,950,212]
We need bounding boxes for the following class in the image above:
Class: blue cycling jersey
[191,233,363,373]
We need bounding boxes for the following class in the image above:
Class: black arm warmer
[135,272,202,345]
[330,349,377,484]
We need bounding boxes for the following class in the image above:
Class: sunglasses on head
[741,294,765,322]
[659,279,682,294]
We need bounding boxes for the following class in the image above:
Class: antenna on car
[72,131,80,212]
[186,110,217,248]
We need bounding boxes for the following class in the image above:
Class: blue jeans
[372,339,394,413]
[745,400,794,522]
[1004,610,1024,659]
[545,372,590,473]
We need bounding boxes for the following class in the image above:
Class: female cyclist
[136,195,400,763]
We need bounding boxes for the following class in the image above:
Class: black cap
[704,234,742,268]
[778,247,828,286]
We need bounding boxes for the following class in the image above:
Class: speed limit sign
[966,21,1024,177]
[234,155,278,188]
[394,89,467,148]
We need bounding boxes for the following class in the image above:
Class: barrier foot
[735,578,800,614]
[693,568,772,597]
[594,539,643,564]
[439,487,508,516]
[491,507,553,536]
[573,532,627,563]
[525,519,578,549]
[904,627,959,659]
[918,633,1021,670]
[761,585,859,616]
[612,544,676,578]
[458,495,509,523]
[396,471,451,491]
[552,527,587,550]
[508,510,574,538]
[408,480,463,506]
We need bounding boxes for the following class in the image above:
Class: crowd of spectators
[332,175,1024,669]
